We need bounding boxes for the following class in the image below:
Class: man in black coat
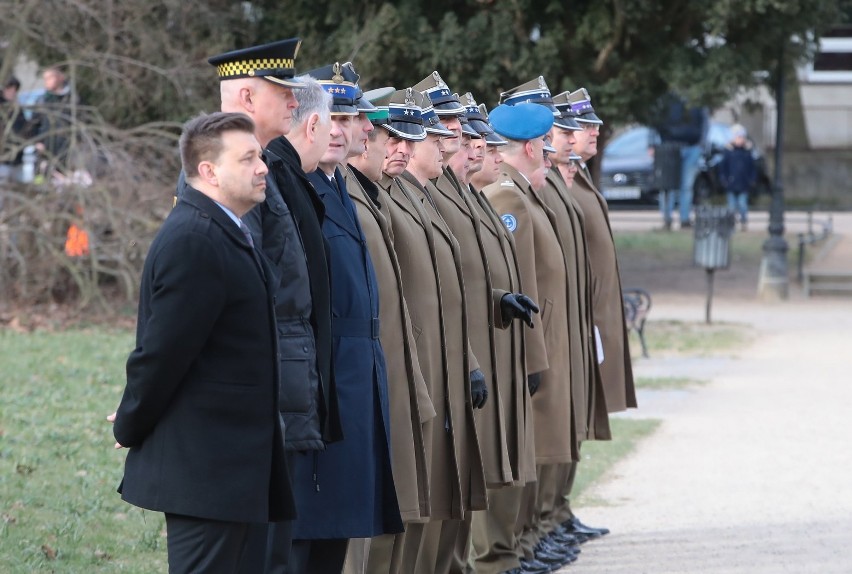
[207,39,342,573]
[111,111,294,573]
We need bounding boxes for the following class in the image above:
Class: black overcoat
[114,186,295,523]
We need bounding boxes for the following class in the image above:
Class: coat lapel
[307,168,363,242]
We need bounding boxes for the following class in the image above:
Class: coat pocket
[278,334,318,414]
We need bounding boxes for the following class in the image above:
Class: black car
[599,122,770,206]
[599,125,659,205]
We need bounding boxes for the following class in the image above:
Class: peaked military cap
[499,76,559,114]
[363,86,395,125]
[489,103,554,141]
[340,62,381,113]
[304,62,359,115]
[568,87,603,125]
[476,103,508,146]
[414,71,465,116]
[381,88,427,141]
[208,38,305,88]
[462,93,493,135]
[456,95,481,139]
[500,76,581,131]
[413,90,454,137]
[552,91,583,131]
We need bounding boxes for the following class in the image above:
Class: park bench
[622,287,652,358]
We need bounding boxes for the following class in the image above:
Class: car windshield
[604,126,658,157]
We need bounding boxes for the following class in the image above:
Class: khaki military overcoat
[432,168,514,487]
[378,173,487,520]
[345,166,435,522]
[472,186,538,486]
[540,168,611,440]
[483,163,578,464]
[569,167,637,412]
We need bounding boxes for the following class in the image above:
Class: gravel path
[557,296,852,573]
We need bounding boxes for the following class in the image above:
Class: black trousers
[288,538,348,574]
[239,450,297,573]
[165,513,249,574]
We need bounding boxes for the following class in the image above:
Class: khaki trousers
[470,486,524,574]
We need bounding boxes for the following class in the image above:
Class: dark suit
[114,185,294,570]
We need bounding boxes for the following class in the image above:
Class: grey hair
[292,75,332,126]
[498,138,525,155]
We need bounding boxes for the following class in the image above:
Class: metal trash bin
[693,206,736,269]
[654,142,682,190]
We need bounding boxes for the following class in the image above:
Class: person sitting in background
[718,124,757,232]
[1,76,29,180]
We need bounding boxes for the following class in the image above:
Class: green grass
[573,418,661,506]
[0,315,745,571]
[630,319,752,358]
[614,229,766,263]
[0,328,168,573]
[634,376,708,390]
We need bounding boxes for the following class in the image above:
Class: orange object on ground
[65,224,90,257]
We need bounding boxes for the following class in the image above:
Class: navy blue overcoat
[290,167,402,538]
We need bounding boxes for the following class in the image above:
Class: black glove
[500,293,540,328]
[527,372,542,397]
[469,368,488,409]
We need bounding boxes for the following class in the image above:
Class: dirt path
[553,213,852,572]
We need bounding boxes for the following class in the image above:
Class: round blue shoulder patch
[501,214,518,232]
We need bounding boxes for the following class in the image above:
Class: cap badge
[332,62,344,84]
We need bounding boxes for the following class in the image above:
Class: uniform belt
[332,317,380,339]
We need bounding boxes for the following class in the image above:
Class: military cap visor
[424,118,455,137]
[421,106,454,137]
[383,120,428,141]
[208,38,305,88]
[468,118,494,135]
[554,114,582,131]
[484,131,508,146]
[576,112,604,125]
[460,119,481,138]
[489,103,554,141]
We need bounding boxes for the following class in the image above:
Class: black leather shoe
[518,558,554,574]
[534,544,572,567]
[538,539,576,556]
[546,528,582,548]
[564,516,609,537]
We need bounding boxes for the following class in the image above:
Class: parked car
[599,125,659,205]
[599,121,771,207]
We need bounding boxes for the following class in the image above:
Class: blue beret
[489,103,554,141]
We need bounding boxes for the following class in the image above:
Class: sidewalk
[558,296,852,573]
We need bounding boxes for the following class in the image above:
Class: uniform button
[303,346,308,353]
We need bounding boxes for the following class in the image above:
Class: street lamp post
[758,43,790,300]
